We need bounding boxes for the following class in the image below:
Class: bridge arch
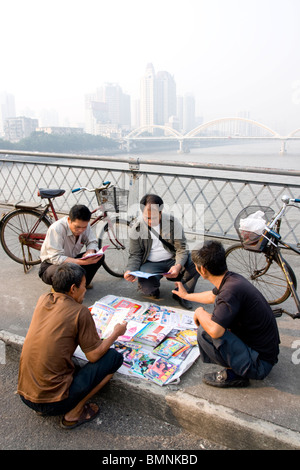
[126,125,183,139]
[185,117,281,138]
[287,128,300,138]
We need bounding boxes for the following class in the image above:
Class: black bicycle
[225,195,300,319]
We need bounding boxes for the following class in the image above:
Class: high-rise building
[85,83,131,137]
[0,92,16,137]
[156,70,177,127]
[139,64,177,134]
[140,63,156,130]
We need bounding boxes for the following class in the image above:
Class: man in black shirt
[172,240,280,388]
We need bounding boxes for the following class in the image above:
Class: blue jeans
[20,348,123,416]
[197,328,274,380]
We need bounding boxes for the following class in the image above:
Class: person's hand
[193,309,202,327]
[114,321,128,337]
[165,264,181,279]
[81,254,103,265]
[172,281,187,298]
[124,270,137,282]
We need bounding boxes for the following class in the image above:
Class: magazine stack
[74,295,200,386]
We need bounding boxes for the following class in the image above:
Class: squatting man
[124,193,200,310]
[173,240,280,388]
[18,263,127,429]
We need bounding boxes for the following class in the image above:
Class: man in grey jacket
[124,194,199,310]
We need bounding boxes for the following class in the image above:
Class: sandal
[60,403,100,429]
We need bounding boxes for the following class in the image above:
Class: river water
[136,140,300,171]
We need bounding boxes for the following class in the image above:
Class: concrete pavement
[0,244,300,450]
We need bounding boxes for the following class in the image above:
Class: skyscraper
[156,70,176,126]
[140,63,156,130]
[0,92,16,136]
[139,64,177,134]
[84,83,131,137]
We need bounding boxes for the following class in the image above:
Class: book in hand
[81,245,109,259]
[133,321,172,347]
[128,270,170,279]
[144,357,179,386]
[91,302,115,337]
[117,320,145,342]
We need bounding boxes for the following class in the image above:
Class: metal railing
[1,150,300,246]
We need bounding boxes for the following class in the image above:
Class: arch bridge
[123,117,300,154]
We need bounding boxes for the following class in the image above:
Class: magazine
[81,245,109,259]
[133,322,172,347]
[129,351,156,378]
[128,271,170,279]
[117,320,145,342]
[144,357,180,386]
[152,338,186,359]
[113,341,142,368]
[73,294,200,386]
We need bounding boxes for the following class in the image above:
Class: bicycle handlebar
[282,195,300,204]
[71,181,111,194]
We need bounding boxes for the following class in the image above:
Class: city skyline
[1,0,300,135]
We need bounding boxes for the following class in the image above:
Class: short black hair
[52,263,86,293]
[140,194,164,212]
[191,240,227,276]
[69,205,91,222]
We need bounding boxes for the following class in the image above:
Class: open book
[81,245,109,259]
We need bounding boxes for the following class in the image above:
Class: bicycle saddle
[38,188,65,198]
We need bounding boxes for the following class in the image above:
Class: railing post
[128,158,140,218]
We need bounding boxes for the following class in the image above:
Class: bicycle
[0,182,131,277]
[225,195,300,319]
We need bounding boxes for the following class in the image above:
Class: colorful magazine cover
[177,329,198,346]
[90,303,115,338]
[113,341,142,368]
[152,338,185,359]
[129,351,156,378]
[144,357,179,386]
[133,322,172,347]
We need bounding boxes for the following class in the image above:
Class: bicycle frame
[89,204,127,251]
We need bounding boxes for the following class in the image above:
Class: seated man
[18,263,127,429]
[172,240,280,387]
[124,193,199,310]
[39,204,103,287]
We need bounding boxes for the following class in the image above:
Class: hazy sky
[1,0,300,133]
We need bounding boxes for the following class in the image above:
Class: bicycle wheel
[98,218,131,277]
[225,243,296,305]
[0,209,51,265]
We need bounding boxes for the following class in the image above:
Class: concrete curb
[2,329,300,450]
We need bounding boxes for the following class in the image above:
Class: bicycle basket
[234,205,275,252]
[95,186,129,213]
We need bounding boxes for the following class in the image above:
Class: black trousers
[39,254,104,287]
